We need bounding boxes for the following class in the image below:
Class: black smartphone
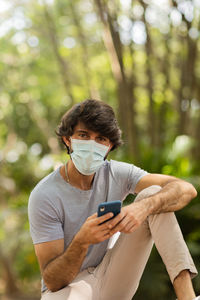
[97,201,121,222]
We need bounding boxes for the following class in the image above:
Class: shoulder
[106,159,134,183]
[31,168,61,195]
[28,168,61,209]
[108,159,143,175]
[109,159,132,172]
[106,159,148,192]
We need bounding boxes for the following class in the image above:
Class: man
[28,99,199,300]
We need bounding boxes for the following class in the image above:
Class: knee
[135,185,162,202]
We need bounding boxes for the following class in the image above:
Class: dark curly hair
[56,99,123,154]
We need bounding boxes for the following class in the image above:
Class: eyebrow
[75,129,89,133]
[75,129,107,138]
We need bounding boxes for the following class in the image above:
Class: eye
[78,132,88,139]
[97,136,107,142]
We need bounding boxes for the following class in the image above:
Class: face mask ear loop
[69,137,73,156]
[104,144,110,160]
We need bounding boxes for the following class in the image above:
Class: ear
[104,143,113,159]
[62,136,70,147]
[108,143,113,152]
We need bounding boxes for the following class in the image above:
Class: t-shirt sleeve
[127,164,149,194]
[28,189,64,244]
[110,160,148,196]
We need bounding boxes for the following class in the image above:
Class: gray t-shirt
[28,159,148,292]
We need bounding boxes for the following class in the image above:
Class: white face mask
[70,139,110,175]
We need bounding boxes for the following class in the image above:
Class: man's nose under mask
[70,139,109,175]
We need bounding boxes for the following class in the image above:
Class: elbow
[43,272,69,292]
[45,284,58,293]
[45,280,69,293]
[191,185,197,199]
[187,182,197,201]
[47,284,68,293]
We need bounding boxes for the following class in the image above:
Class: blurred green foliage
[0,0,199,299]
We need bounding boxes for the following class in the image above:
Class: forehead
[74,121,89,131]
[73,121,104,136]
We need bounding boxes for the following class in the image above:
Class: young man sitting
[28,99,199,300]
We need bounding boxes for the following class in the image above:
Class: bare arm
[35,212,114,292]
[107,174,197,235]
[35,238,88,292]
[134,173,197,214]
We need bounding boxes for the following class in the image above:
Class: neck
[61,159,95,190]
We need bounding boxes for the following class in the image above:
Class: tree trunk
[157,34,171,149]
[93,0,139,160]
[192,84,200,160]
[68,2,100,100]
[140,1,156,148]
[27,100,60,154]
[172,1,197,136]
[43,5,74,105]
[0,248,19,295]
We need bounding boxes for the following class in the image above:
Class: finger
[103,231,113,239]
[95,212,114,225]
[124,220,136,232]
[119,220,136,233]
[88,212,98,220]
[95,224,111,233]
[121,223,137,233]
[97,232,111,243]
[106,212,125,229]
[110,217,130,234]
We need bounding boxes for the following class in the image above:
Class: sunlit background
[0,0,200,299]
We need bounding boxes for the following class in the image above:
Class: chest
[60,181,123,248]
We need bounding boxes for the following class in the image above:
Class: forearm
[39,212,113,292]
[142,180,197,215]
[43,237,88,292]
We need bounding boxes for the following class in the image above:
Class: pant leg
[95,185,198,300]
[148,208,197,282]
[41,185,198,300]
[41,269,98,300]
[137,185,197,283]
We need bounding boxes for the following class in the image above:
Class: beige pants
[41,185,198,300]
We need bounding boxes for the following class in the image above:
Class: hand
[106,201,149,235]
[74,212,114,247]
